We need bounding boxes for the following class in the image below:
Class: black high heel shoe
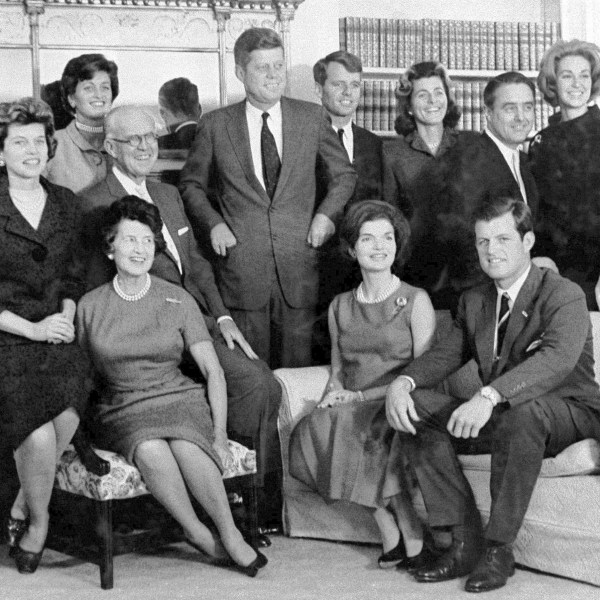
[378,536,406,569]
[6,517,29,558]
[233,549,268,578]
[13,544,44,574]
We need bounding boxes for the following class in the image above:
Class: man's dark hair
[483,71,535,109]
[472,193,533,239]
[234,28,283,68]
[313,50,362,86]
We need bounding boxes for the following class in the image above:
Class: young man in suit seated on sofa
[81,105,283,535]
[385,194,600,592]
[312,50,385,363]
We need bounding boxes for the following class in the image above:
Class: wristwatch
[480,386,501,407]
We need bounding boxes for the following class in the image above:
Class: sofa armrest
[274,366,331,479]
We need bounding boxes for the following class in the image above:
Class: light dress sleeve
[178,288,213,350]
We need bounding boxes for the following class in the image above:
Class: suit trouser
[230,265,314,369]
[401,389,600,544]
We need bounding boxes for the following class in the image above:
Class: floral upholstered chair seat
[55,440,257,501]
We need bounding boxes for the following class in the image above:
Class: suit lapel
[225,101,269,202]
[494,266,541,375]
[0,176,46,247]
[482,133,525,203]
[145,183,185,270]
[274,97,303,202]
[475,284,498,383]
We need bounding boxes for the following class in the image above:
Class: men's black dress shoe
[464,544,515,593]
[414,539,481,583]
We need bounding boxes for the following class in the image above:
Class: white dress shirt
[112,166,182,274]
[245,100,283,193]
[485,129,527,204]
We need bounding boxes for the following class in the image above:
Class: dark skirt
[289,399,401,508]
[0,341,90,450]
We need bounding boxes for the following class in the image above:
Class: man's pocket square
[525,338,543,352]
[178,226,189,236]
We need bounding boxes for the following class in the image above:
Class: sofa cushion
[458,438,600,477]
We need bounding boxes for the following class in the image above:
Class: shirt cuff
[397,375,416,392]
[216,315,234,325]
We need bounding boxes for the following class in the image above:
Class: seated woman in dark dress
[76,196,266,577]
[0,98,89,575]
[290,201,437,570]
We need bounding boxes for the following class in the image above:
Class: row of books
[355,79,557,135]
[339,17,561,71]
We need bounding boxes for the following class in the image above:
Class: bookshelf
[341,17,561,135]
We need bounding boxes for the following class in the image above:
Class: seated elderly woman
[0,98,89,575]
[44,53,118,194]
[76,196,267,576]
[289,200,437,570]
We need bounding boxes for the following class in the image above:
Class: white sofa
[274,312,600,586]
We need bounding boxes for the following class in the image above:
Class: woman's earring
[107,253,114,260]
[0,157,5,167]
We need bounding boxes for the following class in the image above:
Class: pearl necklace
[112,274,151,302]
[75,120,104,134]
[356,275,400,304]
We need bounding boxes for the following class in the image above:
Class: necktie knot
[262,112,270,122]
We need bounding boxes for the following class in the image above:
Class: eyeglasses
[109,132,158,147]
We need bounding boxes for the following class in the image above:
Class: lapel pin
[521,311,528,318]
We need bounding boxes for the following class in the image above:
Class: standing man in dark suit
[158,78,201,151]
[179,28,357,369]
[386,195,600,593]
[313,50,383,205]
[428,71,541,313]
[81,106,283,531]
[311,50,384,362]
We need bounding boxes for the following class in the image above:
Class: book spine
[456,79,465,130]
[470,21,481,71]
[359,17,368,65]
[388,18,396,68]
[351,17,360,58]
[486,21,496,70]
[389,80,398,133]
[422,19,433,63]
[455,21,465,69]
[463,81,473,131]
[504,22,514,70]
[380,79,390,132]
[432,19,441,62]
[495,22,506,70]
[448,20,457,69]
[356,80,365,128]
[472,81,481,132]
[397,19,406,69]
[551,21,560,45]
[372,80,381,132]
[479,21,488,70]
[363,79,373,131]
[440,19,450,67]
[511,22,520,70]
[339,18,346,51]
[518,22,530,70]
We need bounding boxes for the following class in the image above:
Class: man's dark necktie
[261,112,281,199]
[496,292,510,356]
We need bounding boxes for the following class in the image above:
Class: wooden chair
[49,439,258,590]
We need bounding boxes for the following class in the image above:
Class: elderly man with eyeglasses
[79,105,284,538]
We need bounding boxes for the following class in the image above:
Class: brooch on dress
[392,296,408,316]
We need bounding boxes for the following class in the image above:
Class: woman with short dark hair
[45,53,119,194]
[77,196,267,577]
[529,39,600,309]
[290,200,437,571]
[0,98,89,574]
